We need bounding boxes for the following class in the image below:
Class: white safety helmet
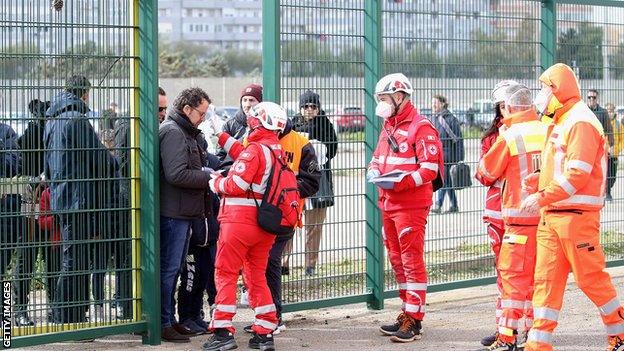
[249,102,288,132]
[375,73,413,97]
[491,79,520,104]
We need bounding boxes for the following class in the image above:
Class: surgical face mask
[534,87,553,114]
[375,101,394,119]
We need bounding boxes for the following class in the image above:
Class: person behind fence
[288,89,338,276]
[605,103,622,202]
[476,83,548,351]
[520,63,624,351]
[158,87,213,343]
[43,75,120,323]
[37,181,62,322]
[158,86,168,123]
[475,80,517,347]
[216,83,263,169]
[367,73,444,344]
[208,109,321,334]
[587,89,614,154]
[204,102,296,351]
[431,94,464,214]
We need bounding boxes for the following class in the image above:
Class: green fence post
[263,0,280,103]
[137,0,161,345]
[540,0,557,70]
[364,0,384,311]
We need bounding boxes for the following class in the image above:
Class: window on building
[223,8,236,17]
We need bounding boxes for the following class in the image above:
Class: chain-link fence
[272,0,624,312]
[1,0,159,347]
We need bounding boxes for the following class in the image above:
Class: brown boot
[379,312,407,336]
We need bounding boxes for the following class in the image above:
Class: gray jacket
[159,109,211,219]
[44,91,119,211]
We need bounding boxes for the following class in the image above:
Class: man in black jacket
[587,89,615,151]
[159,87,212,343]
[216,83,263,168]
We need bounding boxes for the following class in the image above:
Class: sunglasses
[158,106,167,112]
[303,104,318,110]
[587,96,597,100]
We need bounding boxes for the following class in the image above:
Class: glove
[394,174,416,192]
[208,174,221,193]
[520,193,541,215]
[205,107,224,136]
[366,169,380,182]
[522,172,540,194]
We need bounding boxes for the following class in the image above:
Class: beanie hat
[299,90,321,109]
[240,83,263,103]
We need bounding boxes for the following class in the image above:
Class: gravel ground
[30,266,624,351]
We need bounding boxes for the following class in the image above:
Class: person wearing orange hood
[520,63,624,351]
[476,83,548,350]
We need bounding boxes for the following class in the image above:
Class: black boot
[248,332,275,351]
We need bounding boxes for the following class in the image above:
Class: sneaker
[202,328,238,351]
[481,331,499,346]
[248,333,275,351]
[444,207,459,214]
[181,319,207,335]
[431,207,442,214]
[389,315,422,343]
[379,312,406,336]
[16,313,34,327]
[606,194,614,202]
[244,324,254,334]
[161,326,190,343]
[480,338,516,351]
[173,322,199,336]
[607,335,624,351]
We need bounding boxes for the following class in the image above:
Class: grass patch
[339,131,364,142]
[602,231,624,259]
[462,126,484,139]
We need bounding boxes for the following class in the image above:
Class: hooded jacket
[159,109,211,219]
[536,63,607,211]
[43,91,119,211]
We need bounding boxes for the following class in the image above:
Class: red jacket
[368,102,443,211]
[477,127,503,228]
[38,188,61,245]
[211,128,285,225]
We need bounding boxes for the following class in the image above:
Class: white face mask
[534,87,553,114]
[375,101,394,119]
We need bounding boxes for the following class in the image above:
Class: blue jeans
[160,216,191,328]
[436,164,458,209]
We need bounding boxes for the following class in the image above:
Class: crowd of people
[1,63,624,351]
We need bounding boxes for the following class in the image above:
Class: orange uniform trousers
[526,210,624,350]
[498,224,536,341]
[487,222,505,327]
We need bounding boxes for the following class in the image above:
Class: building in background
[158,0,262,51]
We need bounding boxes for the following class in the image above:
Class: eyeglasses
[587,96,597,100]
[303,104,318,110]
[190,106,207,118]
[158,106,167,112]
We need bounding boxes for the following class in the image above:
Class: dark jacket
[0,123,21,178]
[432,109,464,164]
[293,111,338,169]
[280,119,321,198]
[43,91,119,211]
[17,120,46,177]
[590,104,615,147]
[217,109,247,167]
[159,109,211,219]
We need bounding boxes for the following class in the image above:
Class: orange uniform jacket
[477,109,548,225]
[535,70,608,211]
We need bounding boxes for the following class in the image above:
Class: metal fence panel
[1,0,158,347]
[275,0,624,311]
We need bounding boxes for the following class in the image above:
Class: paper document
[368,170,410,184]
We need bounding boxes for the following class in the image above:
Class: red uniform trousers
[498,224,536,342]
[210,222,278,334]
[486,221,505,326]
[382,208,428,320]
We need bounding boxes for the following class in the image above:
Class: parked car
[470,99,495,129]
[334,106,365,132]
